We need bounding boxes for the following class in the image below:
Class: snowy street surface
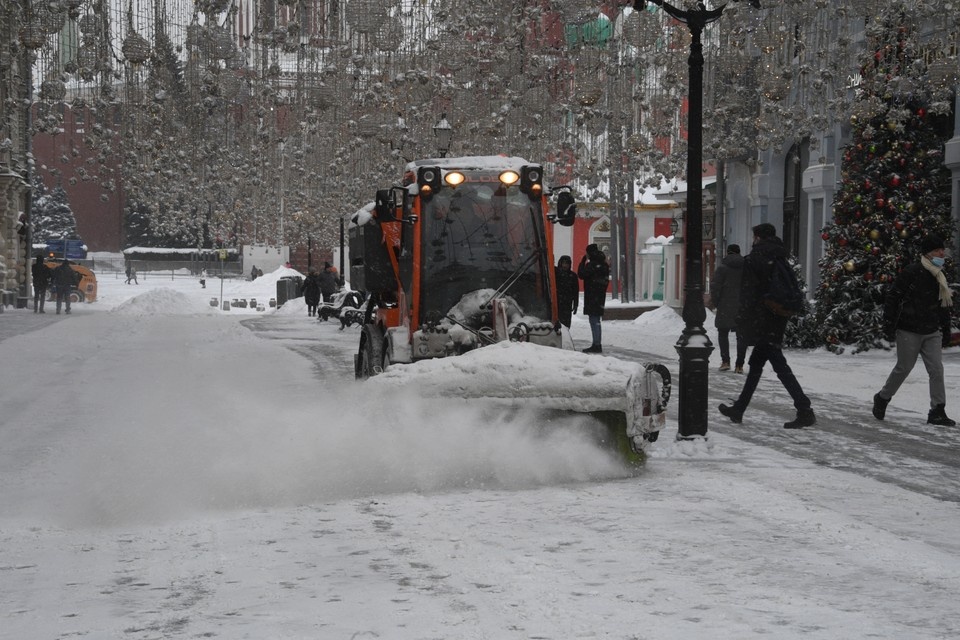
[2,264,960,639]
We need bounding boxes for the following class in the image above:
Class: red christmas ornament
[917,107,926,118]
[875,198,885,208]
[821,232,830,241]
[864,179,872,190]
[865,272,874,281]
[889,174,901,187]
[838,237,848,246]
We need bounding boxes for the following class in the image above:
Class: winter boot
[582,345,602,354]
[719,362,731,372]
[734,366,744,374]
[872,393,890,421]
[718,403,743,424]
[784,408,816,429]
[927,405,956,426]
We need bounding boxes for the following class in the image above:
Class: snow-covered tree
[30,175,81,243]
[809,4,956,354]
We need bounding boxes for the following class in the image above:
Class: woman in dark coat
[554,255,580,329]
[301,268,322,317]
[577,244,610,353]
[709,244,747,372]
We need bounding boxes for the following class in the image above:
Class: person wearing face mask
[873,233,956,426]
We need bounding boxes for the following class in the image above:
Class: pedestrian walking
[319,262,339,303]
[250,265,258,281]
[578,243,610,354]
[125,263,138,284]
[710,244,748,373]
[719,223,816,429]
[200,268,207,289]
[52,258,80,315]
[554,255,579,329]
[872,233,955,426]
[301,267,322,317]
[31,256,52,313]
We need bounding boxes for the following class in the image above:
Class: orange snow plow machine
[349,156,669,463]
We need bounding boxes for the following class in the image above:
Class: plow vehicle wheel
[357,324,385,379]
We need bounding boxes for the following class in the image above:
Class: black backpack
[763,256,805,317]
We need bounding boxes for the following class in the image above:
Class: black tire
[356,324,384,379]
[70,290,84,304]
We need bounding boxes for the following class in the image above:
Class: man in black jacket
[873,234,955,426]
[719,223,815,429]
[31,256,52,314]
[578,244,610,353]
[51,259,80,315]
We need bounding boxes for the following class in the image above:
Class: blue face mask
[931,256,946,268]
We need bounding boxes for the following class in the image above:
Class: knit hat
[920,234,945,255]
[727,244,741,254]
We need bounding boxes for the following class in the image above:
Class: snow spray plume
[49,383,630,527]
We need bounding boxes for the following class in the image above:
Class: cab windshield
[420,180,550,322]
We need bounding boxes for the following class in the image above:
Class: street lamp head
[433,113,452,158]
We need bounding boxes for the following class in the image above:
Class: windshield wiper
[482,250,540,308]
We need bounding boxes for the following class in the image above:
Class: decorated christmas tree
[812,5,956,354]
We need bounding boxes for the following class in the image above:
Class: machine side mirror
[374,189,396,221]
[555,191,577,227]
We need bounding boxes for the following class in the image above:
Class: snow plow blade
[367,342,671,465]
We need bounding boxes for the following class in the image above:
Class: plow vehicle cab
[350,156,575,372]
[349,156,667,460]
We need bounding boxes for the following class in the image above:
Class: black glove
[883,326,896,343]
[943,332,952,349]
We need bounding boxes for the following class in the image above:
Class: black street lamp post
[433,113,452,158]
[634,0,756,438]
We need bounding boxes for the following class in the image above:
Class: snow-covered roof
[404,155,533,173]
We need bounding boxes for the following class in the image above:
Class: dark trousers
[33,286,47,312]
[558,306,573,329]
[718,328,748,367]
[55,288,72,313]
[733,341,810,412]
[588,315,602,346]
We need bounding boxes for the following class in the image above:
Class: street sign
[219,249,227,260]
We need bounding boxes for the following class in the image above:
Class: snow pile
[631,303,686,334]
[371,341,645,408]
[112,287,214,316]
[250,265,305,287]
[275,296,308,315]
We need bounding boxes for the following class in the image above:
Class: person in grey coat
[710,244,748,372]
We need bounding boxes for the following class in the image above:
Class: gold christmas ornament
[844,260,855,272]
[869,229,880,240]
